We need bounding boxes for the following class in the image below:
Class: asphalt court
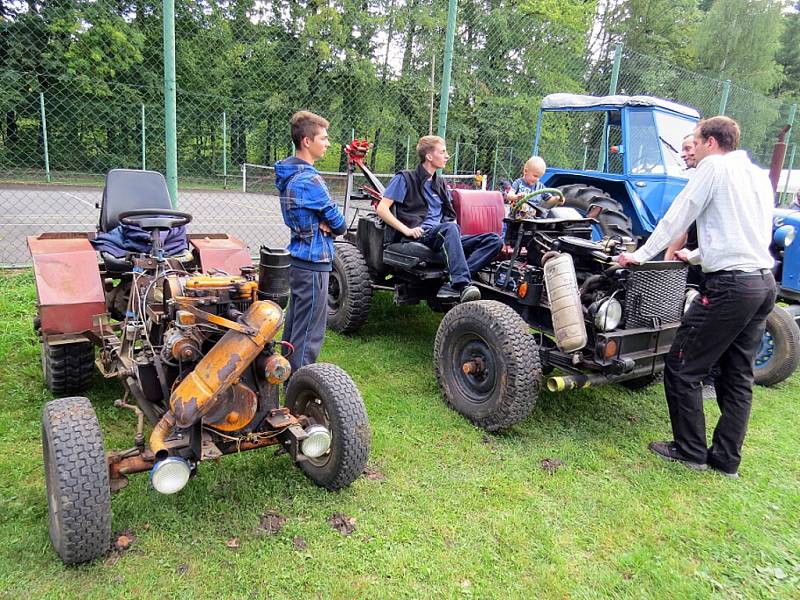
[0,184,371,266]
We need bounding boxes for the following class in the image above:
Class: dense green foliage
[1,0,798,180]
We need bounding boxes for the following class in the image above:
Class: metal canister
[258,246,290,308]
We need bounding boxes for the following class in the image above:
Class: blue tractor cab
[534,93,699,239]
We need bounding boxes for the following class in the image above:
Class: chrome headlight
[301,424,332,459]
[774,225,796,247]
[684,288,700,314]
[150,457,191,494]
[593,298,622,331]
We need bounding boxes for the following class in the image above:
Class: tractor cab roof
[540,93,700,120]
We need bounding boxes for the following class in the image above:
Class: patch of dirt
[257,510,287,535]
[113,529,136,552]
[540,458,565,474]
[292,536,307,550]
[363,463,386,481]
[328,512,356,536]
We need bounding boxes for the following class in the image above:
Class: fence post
[436,0,458,140]
[719,80,731,115]
[163,0,178,207]
[405,134,410,169]
[39,92,50,183]
[453,137,460,175]
[491,143,499,190]
[141,104,146,170]
[222,110,227,188]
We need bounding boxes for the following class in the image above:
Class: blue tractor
[534,93,800,386]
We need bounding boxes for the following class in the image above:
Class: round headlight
[774,225,796,247]
[684,288,700,314]
[301,425,332,459]
[593,298,622,331]
[150,457,191,494]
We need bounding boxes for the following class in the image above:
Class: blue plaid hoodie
[275,157,346,271]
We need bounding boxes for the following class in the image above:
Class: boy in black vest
[376,135,502,302]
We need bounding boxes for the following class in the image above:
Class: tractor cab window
[627,110,664,174]
[606,111,623,174]
[654,111,696,178]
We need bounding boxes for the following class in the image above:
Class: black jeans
[419,221,502,287]
[663,270,776,472]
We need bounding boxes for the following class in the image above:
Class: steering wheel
[119,208,192,231]
[513,187,565,219]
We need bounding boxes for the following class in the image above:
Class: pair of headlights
[149,424,332,495]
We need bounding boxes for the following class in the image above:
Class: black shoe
[436,284,460,300]
[708,462,739,479]
[459,284,481,303]
[648,441,708,471]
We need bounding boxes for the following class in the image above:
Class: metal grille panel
[623,266,687,329]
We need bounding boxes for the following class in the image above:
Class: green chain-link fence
[1,1,797,266]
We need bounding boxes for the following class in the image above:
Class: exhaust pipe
[547,365,656,392]
[769,124,791,198]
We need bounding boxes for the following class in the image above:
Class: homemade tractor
[329,141,689,431]
[29,169,370,565]
[535,93,800,386]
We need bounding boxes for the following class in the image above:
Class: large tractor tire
[558,183,633,239]
[41,340,94,396]
[434,300,541,432]
[42,397,111,565]
[285,363,371,491]
[328,243,373,335]
[754,305,800,387]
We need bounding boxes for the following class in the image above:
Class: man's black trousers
[664,270,776,473]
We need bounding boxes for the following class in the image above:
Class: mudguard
[189,234,253,275]
[27,234,105,335]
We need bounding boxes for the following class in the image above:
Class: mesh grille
[623,266,687,329]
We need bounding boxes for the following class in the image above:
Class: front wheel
[434,300,541,431]
[285,363,371,490]
[42,397,111,564]
[754,305,800,386]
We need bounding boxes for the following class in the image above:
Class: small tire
[285,363,371,490]
[42,396,111,565]
[327,243,373,334]
[41,340,94,395]
[434,300,541,431]
[754,305,800,387]
[559,184,633,238]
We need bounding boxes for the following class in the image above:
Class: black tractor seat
[384,241,444,269]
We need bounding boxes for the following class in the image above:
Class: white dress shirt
[632,150,774,272]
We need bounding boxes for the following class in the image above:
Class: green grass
[0,270,798,599]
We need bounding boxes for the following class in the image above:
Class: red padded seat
[450,189,505,236]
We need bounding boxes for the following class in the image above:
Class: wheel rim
[294,392,332,467]
[755,329,775,368]
[450,332,499,406]
[328,271,343,315]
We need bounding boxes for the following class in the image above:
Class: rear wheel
[41,340,94,395]
[558,184,633,239]
[754,305,800,386]
[328,243,373,334]
[434,300,541,431]
[42,397,111,564]
[285,363,371,490]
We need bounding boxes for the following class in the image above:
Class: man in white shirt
[616,116,776,478]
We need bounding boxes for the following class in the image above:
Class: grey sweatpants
[282,266,329,377]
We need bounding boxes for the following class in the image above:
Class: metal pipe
[405,133,410,169]
[608,42,623,95]
[222,110,227,187]
[781,144,796,205]
[163,0,178,207]
[436,0,458,140]
[149,410,175,459]
[491,143,499,190]
[141,104,146,170]
[719,80,731,115]
[546,365,656,392]
[532,109,544,156]
[769,124,791,195]
[453,137,460,175]
[39,92,50,183]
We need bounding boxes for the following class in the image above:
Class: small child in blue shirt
[505,156,550,214]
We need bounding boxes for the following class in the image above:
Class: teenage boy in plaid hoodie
[275,111,346,376]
